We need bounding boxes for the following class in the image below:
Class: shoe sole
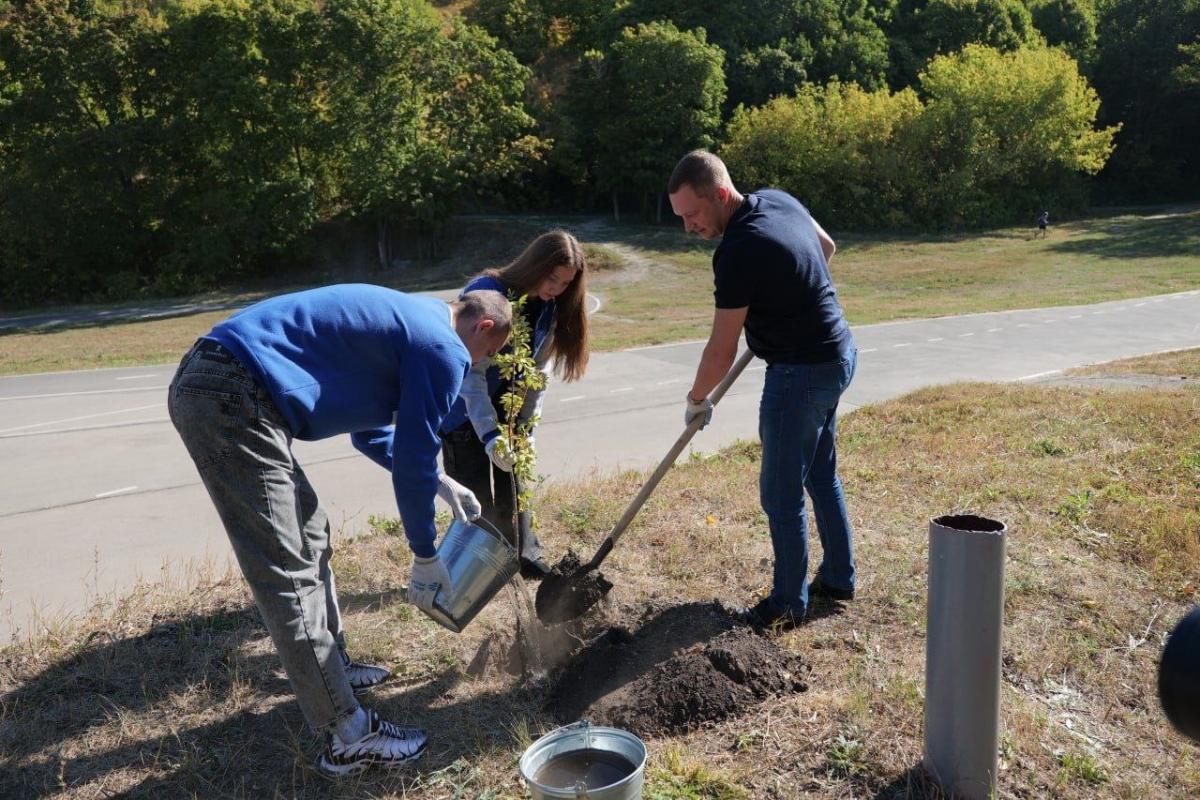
[350,679,389,697]
[318,742,427,777]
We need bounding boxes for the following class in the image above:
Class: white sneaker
[341,651,391,696]
[318,710,427,776]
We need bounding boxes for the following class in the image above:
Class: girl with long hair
[439,229,590,576]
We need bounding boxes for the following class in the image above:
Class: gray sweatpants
[168,339,358,731]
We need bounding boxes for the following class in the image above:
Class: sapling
[490,293,545,524]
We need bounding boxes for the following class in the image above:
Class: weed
[1058,751,1109,786]
[645,746,751,800]
[827,733,866,777]
[1032,437,1067,456]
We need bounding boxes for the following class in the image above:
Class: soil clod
[535,550,614,625]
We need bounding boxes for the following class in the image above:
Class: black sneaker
[737,598,804,632]
[519,557,552,581]
[808,575,855,602]
[341,651,391,696]
[318,710,427,777]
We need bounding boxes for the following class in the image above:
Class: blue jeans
[758,347,857,616]
[168,339,359,732]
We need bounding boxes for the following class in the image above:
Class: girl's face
[535,264,578,301]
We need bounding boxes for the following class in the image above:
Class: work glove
[485,437,516,472]
[684,394,714,430]
[408,553,453,611]
[436,473,481,521]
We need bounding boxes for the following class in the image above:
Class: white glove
[436,473,481,521]
[409,553,453,611]
[485,437,516,472]
[684,394,714,430]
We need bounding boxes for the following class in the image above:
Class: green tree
[888,0,1039,87]
[918,44,1117,222]
[721,82,926,227]
[565,21,725,220]
[1031,0,1097,66]
[466,0,551,64]
[1092,0,1200,200]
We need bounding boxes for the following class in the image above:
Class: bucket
[420,517,518,633]
[519,720,646,799]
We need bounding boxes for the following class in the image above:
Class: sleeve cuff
[480,429,501,444]
[409,538,437,559]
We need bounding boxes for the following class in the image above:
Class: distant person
[668,150,858,631]
[1036,210,1050,238]
[168,285,511,776]
[438,230,591,578]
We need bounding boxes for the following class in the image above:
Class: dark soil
[535,550,614,625]
[547,601,810,737]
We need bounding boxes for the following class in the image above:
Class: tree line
[1,0,1197,305]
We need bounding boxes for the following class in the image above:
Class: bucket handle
[469,515,519,557]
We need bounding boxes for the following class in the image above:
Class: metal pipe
[923,514,1007,800]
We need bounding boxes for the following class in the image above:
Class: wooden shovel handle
[585,348,757,570]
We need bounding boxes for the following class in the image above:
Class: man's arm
[689,306,748,401]
[811,217,836,264]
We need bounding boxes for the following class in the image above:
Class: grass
[2,349,1197,797]
[3,205,1198,375]
[583,204,1200,350]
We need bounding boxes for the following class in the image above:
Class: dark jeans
[439,422,544,564]
[759,347,858,616]
[168,339,358,731]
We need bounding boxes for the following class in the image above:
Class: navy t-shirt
[713,189,852,364]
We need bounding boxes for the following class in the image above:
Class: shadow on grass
[0,600,545,799]
[1046,210,1200,260]
[869,763,947,799]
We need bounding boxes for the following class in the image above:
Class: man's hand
[436,473,481,521]
[485,437,516,472]
[684,394,714,430]
[408,553,453,611]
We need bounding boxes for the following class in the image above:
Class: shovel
[535,348,756,625]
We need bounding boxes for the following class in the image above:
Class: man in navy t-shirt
[169,286,511,775]
[668,150,858,631]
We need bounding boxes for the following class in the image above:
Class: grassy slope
[2,206,1197,375]
[2,350,1197,798]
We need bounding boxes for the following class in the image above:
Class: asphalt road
[1,288,1198,639]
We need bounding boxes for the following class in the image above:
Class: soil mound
[547,601,810,736]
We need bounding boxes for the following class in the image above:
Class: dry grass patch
[3,357,1198,798]
[1069,347,1200,379]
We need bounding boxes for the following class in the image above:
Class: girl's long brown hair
[484,229,589,382]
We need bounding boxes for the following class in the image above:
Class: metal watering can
[419,516,519,633]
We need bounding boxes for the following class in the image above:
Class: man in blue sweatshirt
[168,285,511,776]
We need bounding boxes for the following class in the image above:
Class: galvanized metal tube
[924,514,1007,800]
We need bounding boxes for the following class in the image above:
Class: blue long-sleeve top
[206,284,470,558]
[438,275,556,439]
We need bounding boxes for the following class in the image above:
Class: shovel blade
[534,551,613,625]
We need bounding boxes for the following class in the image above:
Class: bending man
[169,285,510,775]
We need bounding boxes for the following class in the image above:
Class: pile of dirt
[547,601,810,737]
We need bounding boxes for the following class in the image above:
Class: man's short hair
[668,150,732,197]
[454,291,513,340]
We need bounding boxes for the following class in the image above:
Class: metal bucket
[420,517,518,633]
[519,721,646,799]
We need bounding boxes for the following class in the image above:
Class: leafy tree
[888,0,1039,87]
[564,21,725,220]
[721,45,1116,227]
[721,82,926,227]
[466,0,551,64]
[603,0,889,106]
[1031,0,1098,66]
[918,44,1117,222]
[1092,0,1200,200]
